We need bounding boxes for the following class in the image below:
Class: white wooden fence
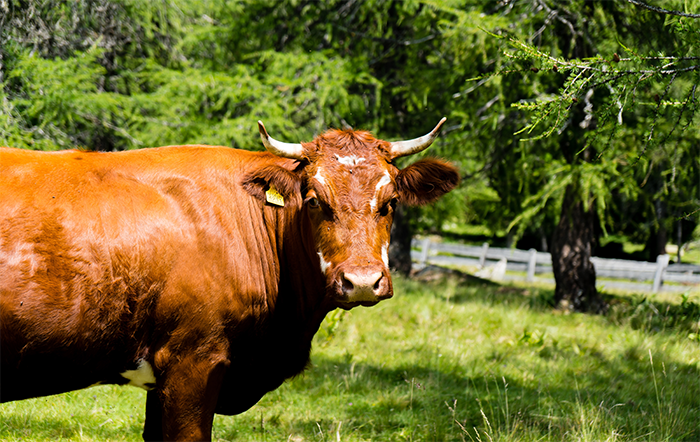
[411,239,700,293]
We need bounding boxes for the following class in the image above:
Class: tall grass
[1,274,699,441]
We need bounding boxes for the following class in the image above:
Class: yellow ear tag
[265,185,285,207]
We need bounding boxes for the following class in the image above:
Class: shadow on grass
[286,344,700,441]
[3,270,698,441]
[412,265,556,310]
[269,273,699,440]
[414,265,700,338]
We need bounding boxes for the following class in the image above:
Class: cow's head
[247,119,459,309]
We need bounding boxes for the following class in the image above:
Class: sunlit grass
[0,386,144,441]
[2,274,699,441]
[681,243,700,265]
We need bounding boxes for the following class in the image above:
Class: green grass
[682,242,700,265]
[2,275,700,441]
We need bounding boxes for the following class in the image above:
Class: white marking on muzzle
[121,359,156,391]
[381,244,389,267]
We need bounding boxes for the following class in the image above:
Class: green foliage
[122,50,375,149]
[425,0,700,253]
[1,1,385,152]
[608,291,700,338]
[1,0,482,242]
[491,1,700,244]
[508,157,640,239]
[2,0,700,249]
[6,47,129,150]
[504,35,700,147]
[314,308,348,345]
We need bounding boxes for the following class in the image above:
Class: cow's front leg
[143,390,164,441]
[151,356,230,441]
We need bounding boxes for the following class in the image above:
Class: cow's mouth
[337,299,382,310]
[335,290,393,310]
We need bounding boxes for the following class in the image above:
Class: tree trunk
[389,205,413,276]
[676,219,682,264]
[645,198,668,261]
[550,184,606,313]
[646,225,668,261]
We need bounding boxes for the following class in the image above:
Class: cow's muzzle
[336,265,392,305]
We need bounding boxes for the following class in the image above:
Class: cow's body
[0,122,458,441]
[1,146,321,410]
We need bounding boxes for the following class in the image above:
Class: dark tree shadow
[413,264,700,338]
[286,339,700,441]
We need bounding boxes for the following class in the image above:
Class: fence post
[527,248,537,282]
[419,237,431,267]
[652,253,671,293]
[478,242,489,268]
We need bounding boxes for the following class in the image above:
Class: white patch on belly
[318,251,331,274]
[121,359,156,391]
[381,243,389,267]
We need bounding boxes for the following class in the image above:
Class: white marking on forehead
[381,243,389,267]
[318,251,331,274]
[313,169,327,186]
[335,154,365,166]
[121,359,156,391]
[375,172,392,192]
[370,171,392,211]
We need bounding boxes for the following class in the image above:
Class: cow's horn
[389,117,447,159]
[257,121,304,159]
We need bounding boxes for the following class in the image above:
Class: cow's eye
[307,197,320,208]
[379,198,398,217]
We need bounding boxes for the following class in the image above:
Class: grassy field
[2,273,699,441]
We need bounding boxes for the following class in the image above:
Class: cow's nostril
[341,274,354,293]
[342,271,383,295]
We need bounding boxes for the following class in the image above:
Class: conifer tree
[436,0,700,311]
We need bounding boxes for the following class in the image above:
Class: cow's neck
[270,203,333,342]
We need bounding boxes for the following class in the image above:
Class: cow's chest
[214,328,314,415]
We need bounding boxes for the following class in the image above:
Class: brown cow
[0,119,459,441]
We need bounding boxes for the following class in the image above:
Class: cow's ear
[395,159,459,206]
[242,165,302,204]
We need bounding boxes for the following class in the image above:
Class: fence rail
[411,239,700,293]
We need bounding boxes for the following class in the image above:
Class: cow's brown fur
[0,128,458,441]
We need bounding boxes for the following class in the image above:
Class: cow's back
[0,146,287,400]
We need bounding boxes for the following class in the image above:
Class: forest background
[2,0,700,313]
